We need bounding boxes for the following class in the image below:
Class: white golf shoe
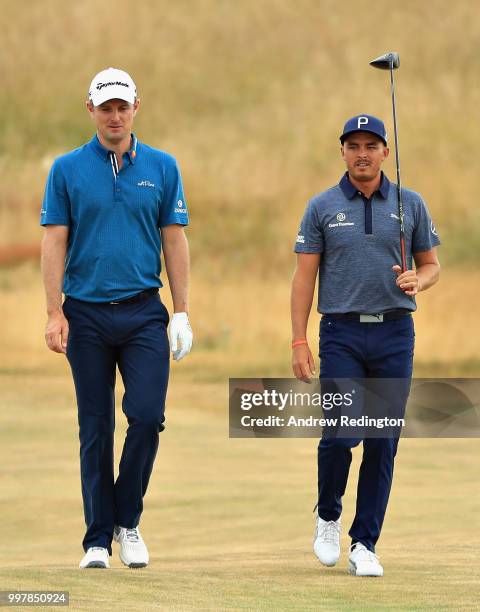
[313,516,341,566]
[348,543,384,577]
[113,525,149,568]
[79,547,110,569]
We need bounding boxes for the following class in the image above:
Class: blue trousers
[63,293,170,554]
[317,315,414,552]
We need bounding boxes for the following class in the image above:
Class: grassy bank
[1,0,480,269]
[0,261,478,378]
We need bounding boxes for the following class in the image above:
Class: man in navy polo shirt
[291,114,440,576]
[40,67,192,569]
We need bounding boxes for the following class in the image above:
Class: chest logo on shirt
[328,212,355,228]
[390,213,400,220]
[137,180,155,188]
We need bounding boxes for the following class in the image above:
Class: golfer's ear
[133,99,140,115]
[340,145,346,160]
[383,146,390,159]
[86,100,94,116]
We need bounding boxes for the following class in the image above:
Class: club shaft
[389,64,407,272]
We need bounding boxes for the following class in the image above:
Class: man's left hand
[392,265,421,296]
[169,312,193,361]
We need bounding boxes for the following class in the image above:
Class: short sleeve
[294,198,324,253]
[40,160,71,226]
[159,157,189,228]
[411,195,441,253]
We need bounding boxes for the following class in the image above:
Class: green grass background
[1,0,480,609]
[1,374,479,611]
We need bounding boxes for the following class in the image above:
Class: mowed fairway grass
[0,372,478,611]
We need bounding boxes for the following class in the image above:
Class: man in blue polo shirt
[40,67,192,569]
[291,114,440,576]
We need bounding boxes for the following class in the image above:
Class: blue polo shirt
[40,134,189,302]
[294,173,441,314]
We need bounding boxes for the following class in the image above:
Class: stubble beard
[350,165,379,183]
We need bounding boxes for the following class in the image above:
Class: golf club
[370,51,407,272]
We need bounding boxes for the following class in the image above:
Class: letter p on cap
[357,116,369,128]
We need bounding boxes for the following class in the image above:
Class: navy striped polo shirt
[294,173,441,314]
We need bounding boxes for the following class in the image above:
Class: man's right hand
[45,310,69,354]
[292,343,316,383]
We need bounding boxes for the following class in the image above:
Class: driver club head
[370,52,400,70]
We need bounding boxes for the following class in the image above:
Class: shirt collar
[126,134,138,164]
[339,171,390,200]
[89,133,138,165]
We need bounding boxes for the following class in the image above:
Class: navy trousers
[63,292,170,554]
[317,315,414,552]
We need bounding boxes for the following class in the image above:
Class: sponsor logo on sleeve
[296,225,305,243]
[430,221,438,236]
[175,199,188,214]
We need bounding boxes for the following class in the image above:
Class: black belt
[324,309,411,322]
[109,287,159,305]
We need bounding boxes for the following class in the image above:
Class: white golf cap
[88,67,137,106]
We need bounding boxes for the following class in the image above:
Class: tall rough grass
[0,262,478,375]
[1,0,479,271]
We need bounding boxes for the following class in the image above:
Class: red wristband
[292,339,308,349]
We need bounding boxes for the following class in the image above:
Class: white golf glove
[169,312,193,361]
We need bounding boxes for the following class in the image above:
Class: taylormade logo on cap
[340,114,387,145]
[96,81,129,91]
[88,67,137,106]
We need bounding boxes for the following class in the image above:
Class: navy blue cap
[340,114,387,145]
